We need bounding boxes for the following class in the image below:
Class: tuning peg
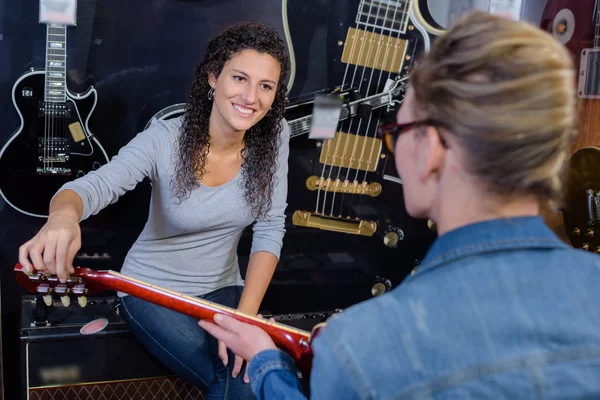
[77,296,87,308]
[43,295,52,306]
[60,296,71,307]
[585,229,595,238]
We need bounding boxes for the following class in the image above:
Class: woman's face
[209,49,281,135]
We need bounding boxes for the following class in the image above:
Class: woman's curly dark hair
[173,22,290,218]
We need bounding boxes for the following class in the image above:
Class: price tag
[308,94,343,140]
[40,0,77,25]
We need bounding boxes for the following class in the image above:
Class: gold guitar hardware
[581,243,590,251]
[320,132,382,171]
[60,295,71,307]
[595,247,600,254]
[585,229,595,238]
[572,227,581,236]
[384,232,399,247]
[341,28,407,73]
[292,210,377,237]
[78,296,88,308]
[43,295,52,306]
[371,282,387,296]
[305,176,382,197]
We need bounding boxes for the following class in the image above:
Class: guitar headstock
[14,263,108,308]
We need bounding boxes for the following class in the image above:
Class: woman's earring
[208,87,215,100]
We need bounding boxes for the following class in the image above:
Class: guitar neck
[45,24,67,103]
[359,0,412,34]
[83,269,314,368]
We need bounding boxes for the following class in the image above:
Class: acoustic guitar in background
[540,1,600,252]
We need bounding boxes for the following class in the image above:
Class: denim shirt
[247,217,600,399]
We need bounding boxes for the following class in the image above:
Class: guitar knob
[585,229,594,238]
[383,227,404,248]
[581,243,590,251]
[60,296,71,307]
[77,296,88,308]
[371,282,387,296]
[76,170,85,178]
[594,247,600,254]
[371,276,392,297]
[92,161,102,170]
[572,227,581,236]
[383,232,399,247]
[427,219,437,231]
[43,295,53,307]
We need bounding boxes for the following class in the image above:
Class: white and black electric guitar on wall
[0,23,109,218]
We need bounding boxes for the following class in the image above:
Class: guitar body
[540,1,600,249]
[0,70,109,218]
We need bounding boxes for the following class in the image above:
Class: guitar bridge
[305,176,382,197]
[292,210,377,236]
[36,167,71,176]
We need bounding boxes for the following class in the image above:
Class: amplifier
[19,294,339,400]
[19,295,203,400]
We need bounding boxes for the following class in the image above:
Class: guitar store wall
[0,1,444,398]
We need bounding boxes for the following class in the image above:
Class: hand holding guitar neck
[14,264,325,376]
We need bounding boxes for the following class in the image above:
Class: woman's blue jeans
[120,285,255,399]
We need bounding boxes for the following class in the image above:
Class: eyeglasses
[377,119,447,153]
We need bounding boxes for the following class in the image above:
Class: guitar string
[329,0,396,216]
[63,25,67,169]
[106,271,311,337]
[359,0,411,186]
[314,0,370,213]
[45,25,50,174]
[320,0,376,217]
[332,0,401,216]
[343,0,406,219]
[333,0,408,218]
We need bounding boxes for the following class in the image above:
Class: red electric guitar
[14,263,325,376]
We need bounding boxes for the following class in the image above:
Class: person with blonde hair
[200,11,600,398]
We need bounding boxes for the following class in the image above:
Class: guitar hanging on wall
[289,0,428,240]
[0,22,109,219]
[540,0,600,252]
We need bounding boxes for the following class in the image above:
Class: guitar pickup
[292,210,377,237]
[305,176,382,197]
[320,132,382,171]
[579,49,600,99]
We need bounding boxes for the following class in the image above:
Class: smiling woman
[18,21,291,399]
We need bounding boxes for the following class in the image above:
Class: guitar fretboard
[45,24,67,103]
[107,271,310,338]
[358,0,411,34]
